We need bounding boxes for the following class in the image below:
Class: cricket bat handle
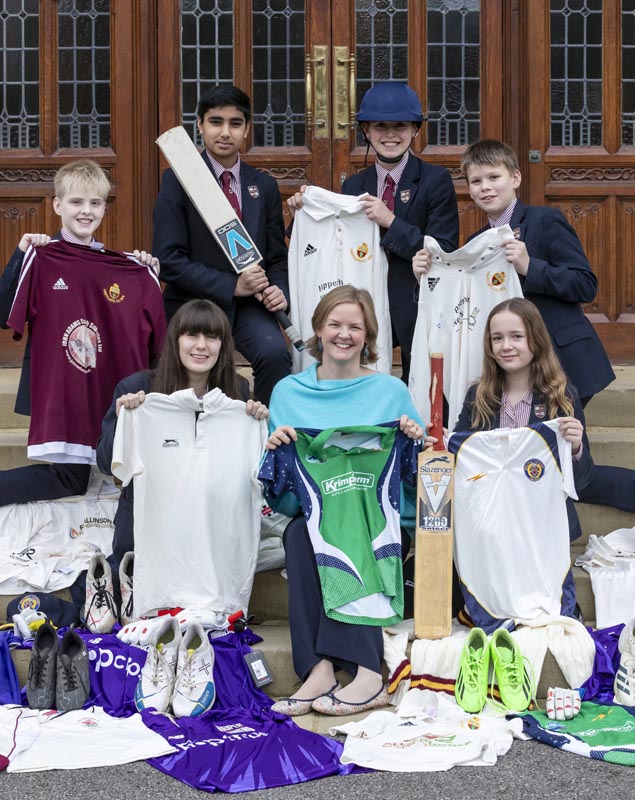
[274,310,305,352]
[430,353,444,451]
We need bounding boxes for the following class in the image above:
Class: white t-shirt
[449,420,576,626]
[6,706,175,772]
[112,388,267,618]
[330,689,522,772]
[288,185,392,373]
[0,478,119,593]
[409,226,523,429]
[575,527,635,628]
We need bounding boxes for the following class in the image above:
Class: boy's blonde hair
[53,159,111,200]
[460,139,520,178]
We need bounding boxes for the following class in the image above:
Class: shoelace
[28,653,46,688]
[489,654,537,713]
[178,653,197,692]
[463,650,488,695]
[86,582,117,622]
[59,657,79,691]
[146,646,173,690]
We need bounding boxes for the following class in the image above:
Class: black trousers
[577,395,635,513]
[283,516,383,681]
[0,463,91,506]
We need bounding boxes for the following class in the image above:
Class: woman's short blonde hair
[306,284,379,365]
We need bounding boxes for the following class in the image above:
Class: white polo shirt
[288,185,392,373]
[112,388,267,618]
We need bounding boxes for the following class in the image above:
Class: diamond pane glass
[550,0,603,147]
[0,0,39,149]
[623,0,635,145]
[426,0,480,146]
[181,0,234,143]
[251,0,306,147]
[58,0,111,149]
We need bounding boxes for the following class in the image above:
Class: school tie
[220,171,241,220]
[381,174,396,212]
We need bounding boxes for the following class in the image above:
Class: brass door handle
[306,46,328,139]
[333,46,356,140]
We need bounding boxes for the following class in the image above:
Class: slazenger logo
[321,471,375,495]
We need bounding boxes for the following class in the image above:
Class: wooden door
[0,0,156,366]
[157,0,505,234]
[521,0,635,361]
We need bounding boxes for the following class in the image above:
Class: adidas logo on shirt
[427,277,440,292]
[53,277,69,290]
[303,244,317,257]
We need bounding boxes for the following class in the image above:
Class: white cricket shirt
[409,226,523,429]
[288,185,392,373]
[112,388,267,618]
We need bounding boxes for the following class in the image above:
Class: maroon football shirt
[8,240,166,464]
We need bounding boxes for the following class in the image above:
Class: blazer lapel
[240,165,261,235]
[394,154,419,219]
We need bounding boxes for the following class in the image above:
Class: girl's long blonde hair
[472,298,573,429]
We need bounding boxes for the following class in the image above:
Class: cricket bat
[414,353,454,639]
[156,126,305,351]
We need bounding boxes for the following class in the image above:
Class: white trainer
[84,553,117,633]
[171,622,216,718]
[614,617,635,706]
[134,616,182,713]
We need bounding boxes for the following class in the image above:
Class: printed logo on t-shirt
[303,243,317,257]
[350,242,372,263]
[62,318,102,373]
[427,277,440,292]
[321,471,375,495]
[523,459,545,482]
[103,282,126,304]
[53,277,69,290]
[486,271,507,291]
[11,547,36,564]
[162,438,179,448]
[453,297,480,331]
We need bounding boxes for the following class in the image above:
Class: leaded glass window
[356,0,409,97]
[550,0,602,147]
[251,0,306,147]
[0,0,39,149]
[58,0,111,148]
[426,0,480,146]
[181,0,234,141]
[623,0,635,146]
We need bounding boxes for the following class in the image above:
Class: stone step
[0,429,31,469]
[0,369,28,430]
[0,365,632,430]
[573,504,635,547]
[5,619,576,720]
[584,366,635,428]
[0,427,633,475]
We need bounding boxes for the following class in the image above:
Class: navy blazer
[153,153,289,320]
[0,234,64,415]
[469,200,614,400]
[455,383,593,540]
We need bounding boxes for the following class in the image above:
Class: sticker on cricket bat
[214,218,261,272]
[417,452,454,532]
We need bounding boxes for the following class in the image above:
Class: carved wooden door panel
[523,0,635,361]
[0,0,141,366]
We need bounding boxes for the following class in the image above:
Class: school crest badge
[400,189,411,204]
[248,185,259,198]
[350,242,372,262]
[103,283,125,304]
